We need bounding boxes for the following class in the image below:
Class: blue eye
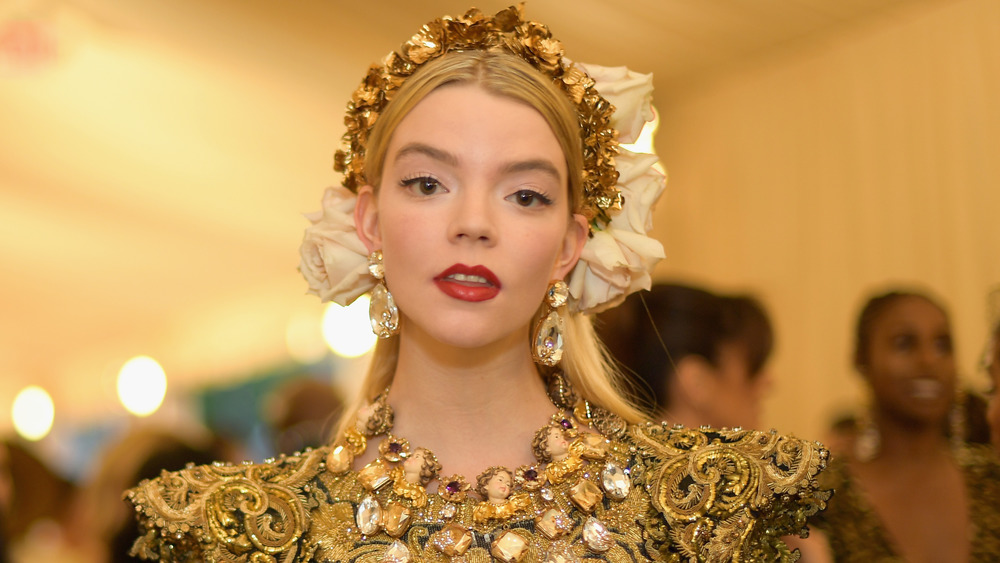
[401,176,442,195]
[508,189,553,207]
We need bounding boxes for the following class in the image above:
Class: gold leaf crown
[332,5,622,227]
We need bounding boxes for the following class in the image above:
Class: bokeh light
[117,355,167,416]
[12,385,55,441]
[322,296,377,358]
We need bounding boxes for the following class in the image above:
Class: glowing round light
[12,385,54,441]
[322,296,377,358]
[117,356,167,417]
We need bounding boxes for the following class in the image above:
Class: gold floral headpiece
[301,5,666,314]
[332,4,621,227]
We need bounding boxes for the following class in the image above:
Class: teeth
[449,273,488,284]
[911,378,943,400]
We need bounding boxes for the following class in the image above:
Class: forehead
[387,83,564,162]
[872,297,948,333]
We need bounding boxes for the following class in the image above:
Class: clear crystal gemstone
[540,487,555,501]
[383,539,411,563]
[441,503,457,519]
[356,495,382,535]
[431,523,473,556]
[583,517,613,552]
[543,543,581,563]
[568,478,602,513]
[370,283,399,338]
[382,503,412,538]
[536,508,571,540]
[601,462,631,500]
[491,530,529,562]
[579,433,609,459]
[547,281,569,307]
[326,444,353,474]
[532,310,564,366]
[358,459,392,491]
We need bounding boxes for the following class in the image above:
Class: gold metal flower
[437,474,472,502]
[379,435,411,463]
[333,5,621,229]
[514,464,545,491]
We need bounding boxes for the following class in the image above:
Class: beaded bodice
[126,424,830,562]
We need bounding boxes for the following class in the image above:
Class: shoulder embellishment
[630,424,831,562]
[125,448,327,562]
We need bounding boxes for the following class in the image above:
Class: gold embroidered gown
[125,424,831,562]
[812,444,1000,562]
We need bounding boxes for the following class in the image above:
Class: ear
[552,213,589,279]
[673,355,716,410]
[354,185,381,252]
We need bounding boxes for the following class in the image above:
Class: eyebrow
[394,143,562,181]
[502,159,562,182]
[394,143,459,166]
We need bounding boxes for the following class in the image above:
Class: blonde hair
[335,50,644,439]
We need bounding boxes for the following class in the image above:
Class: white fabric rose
[575,63,655,144]
[566,64,666,313]
[568,149,666,314]
[298,187,372,306]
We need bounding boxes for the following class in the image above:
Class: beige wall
[651,0,1000,440]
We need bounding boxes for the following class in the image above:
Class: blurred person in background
[813,289,1000,561]
[0,441,10,563]
[67,428,231,563]
[596,282,774,429]
[0,439,77,562]
[597,282,834,561]
[264,376,345,455]
[984,289,1000,452]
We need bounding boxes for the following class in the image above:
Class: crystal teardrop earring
[532,280,569,367]
[368,251,399,338]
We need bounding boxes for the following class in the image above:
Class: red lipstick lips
[434,264,501,302]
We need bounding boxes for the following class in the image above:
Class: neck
[383,323,557,479]
[871,411,953,463]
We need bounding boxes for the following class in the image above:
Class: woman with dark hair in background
[597,282,774,430]
[984,289,1000,452]
[814,289,1000,561]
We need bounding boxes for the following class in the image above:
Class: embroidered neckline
[322,375,634,560]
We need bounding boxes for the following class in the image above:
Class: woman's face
[862,296,956,425]
[701,342,770,430]
[357,83,587,351]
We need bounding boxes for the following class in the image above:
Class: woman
[814,290,1000,561]
[126,7,830,562]
[985,298,1000,451]
[597,282,774,429]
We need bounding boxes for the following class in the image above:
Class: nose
[447,188,497,245]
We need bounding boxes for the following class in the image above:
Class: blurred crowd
[2,282,998,561]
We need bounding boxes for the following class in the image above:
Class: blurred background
[0,0,998,554]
